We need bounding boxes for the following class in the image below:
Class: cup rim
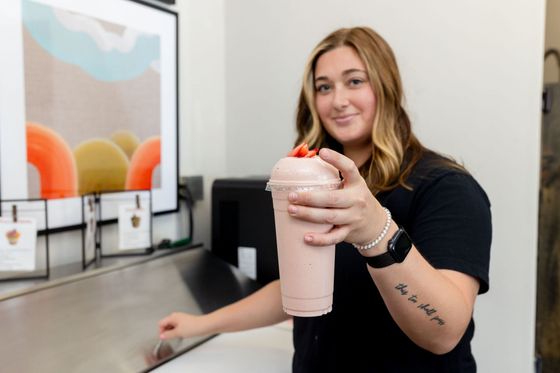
[265,180,342,192]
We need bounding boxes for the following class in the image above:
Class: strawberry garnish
[296,143,309,157]
[288,143,318,158]
[287,143,305,157]
[305,148,318,158]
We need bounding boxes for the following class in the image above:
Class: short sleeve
[407,172,492,294]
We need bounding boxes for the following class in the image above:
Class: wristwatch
[365,227,413,268]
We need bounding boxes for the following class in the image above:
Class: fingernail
[288,205,297,215]
[288,192,298,201]
[304,235,313,242]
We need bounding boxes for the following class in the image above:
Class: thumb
[319,148,361,185]
[159,326,179,340]
[158,317,178,339]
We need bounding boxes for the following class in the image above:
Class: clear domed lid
[265,157,342,192]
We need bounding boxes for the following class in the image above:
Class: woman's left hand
[286,148,385,247]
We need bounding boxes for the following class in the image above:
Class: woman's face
[314,46,376,150]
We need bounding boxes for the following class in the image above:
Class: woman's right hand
[158,312,207,340]
[158,281,286,341]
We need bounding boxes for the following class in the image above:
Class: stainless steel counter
[0,247,261,372]
[153,321,294,373]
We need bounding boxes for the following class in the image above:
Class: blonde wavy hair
[295,27,462,194]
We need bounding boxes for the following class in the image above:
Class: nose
[332,87,349,110]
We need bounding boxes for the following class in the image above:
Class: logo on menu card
[131,214,141,228]
[6,229,21,245]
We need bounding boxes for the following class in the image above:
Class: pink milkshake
[266,146,341,317]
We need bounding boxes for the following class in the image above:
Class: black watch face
[389,229,412,263]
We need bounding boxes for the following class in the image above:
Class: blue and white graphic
[22,0,160,81]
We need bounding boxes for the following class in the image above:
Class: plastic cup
[266,156,341,317]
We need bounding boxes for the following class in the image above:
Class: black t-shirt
[292,154,492,373]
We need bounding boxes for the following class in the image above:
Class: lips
[332,113,357,125]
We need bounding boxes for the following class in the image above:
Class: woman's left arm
[287,148,483,354]
[366,241,480,354]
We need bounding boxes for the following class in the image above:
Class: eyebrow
[314,68,367,82]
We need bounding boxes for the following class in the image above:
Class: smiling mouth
[333,114,357,125]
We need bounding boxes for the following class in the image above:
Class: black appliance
[211,178,279,284]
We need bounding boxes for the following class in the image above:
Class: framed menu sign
[0,199,50,281]
[0,217,37,271]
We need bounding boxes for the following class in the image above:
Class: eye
[348,78,365,87]
[315,84,331,93]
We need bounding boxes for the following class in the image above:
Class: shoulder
[379,152,491,229]
[408,153,490,207]
[402,154,492,294]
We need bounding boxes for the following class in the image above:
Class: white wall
[179,1,545,372]
[175,0,226,249]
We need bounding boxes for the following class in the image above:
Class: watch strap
[365,250,395,268]
[364,227,412,268]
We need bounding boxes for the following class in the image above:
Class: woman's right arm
[158,279,289,340]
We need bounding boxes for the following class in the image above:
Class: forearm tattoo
[395,283,446,326]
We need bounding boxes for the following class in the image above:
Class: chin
[333,134,366,147]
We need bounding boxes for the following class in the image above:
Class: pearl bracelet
[352,207,392,251]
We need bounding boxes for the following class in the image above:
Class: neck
[343,144,371,168]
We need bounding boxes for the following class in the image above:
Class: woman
[159,26,491,372]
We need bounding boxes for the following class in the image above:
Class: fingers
[288,203,357,226]
[160,327,180,340]
[287,202,355,246]
[158,314,179,340]
[288,189,352,209]
[319,148,362,185]
[286,148,373,246]
[288,148,364,209]
[304,225,350,247]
